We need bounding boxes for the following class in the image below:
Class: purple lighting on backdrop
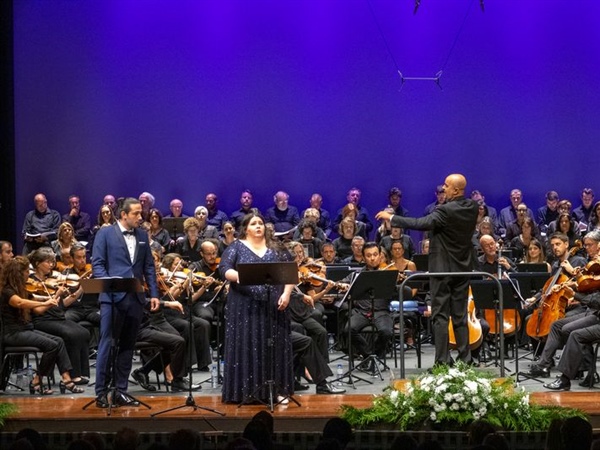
[11,0,600,244]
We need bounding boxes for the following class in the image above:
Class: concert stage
[1,390,599,450]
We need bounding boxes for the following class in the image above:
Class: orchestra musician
[62,243,100,327]
[28,248,89,390]
[0,241,14,271]
[175,217,204,265]
[345,242,394,368]
[0,256,82,395]
[527,230,600,390]
[190,240,224,324]
[343,236,365,265]
[319,242,340,264]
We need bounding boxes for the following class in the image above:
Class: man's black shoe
[316,382,346,395]
[294,380,310,391]
[579,372,600,387]
[132,369,156,392]
[543,377,571,391]
[170,378,201,392]
[528,364,550,378]
[95,393,110,409]
[114,393,140,407]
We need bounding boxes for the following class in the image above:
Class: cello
[526,267,570,340]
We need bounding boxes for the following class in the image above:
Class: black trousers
[164,308,212,369]
[137,319,186,379]
[291,331,332,386]
[4,328,72,378]
[34,319,90,378]
[346,310,393,359]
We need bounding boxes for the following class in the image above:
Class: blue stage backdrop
[12,1,599,243]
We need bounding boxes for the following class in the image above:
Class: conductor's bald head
[442,174,467,201]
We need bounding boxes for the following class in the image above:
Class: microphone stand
[151,270,225,418]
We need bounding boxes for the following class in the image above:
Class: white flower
[430,412,437,421]
[389,390,399,405]
[409,408,416,417]
[451,403,460,411]
[444,393,453,402]
[464,380,478,393]
[473,411,481,420]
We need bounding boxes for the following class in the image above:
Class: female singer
[219,212,294,403]
[28,248,91,388]
[51,222,78,262]
[0,256,83,395]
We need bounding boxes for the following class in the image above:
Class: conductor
[376,174,478,366]
[92,197,160,408]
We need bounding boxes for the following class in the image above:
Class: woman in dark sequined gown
[219,213,294,403]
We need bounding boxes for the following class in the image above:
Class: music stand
[412,254,429,272]
[80,278,151,415]
[516,263,549,273]
[333,269,398,386]
[470,279,520,373]
[162,217,186,241]
[237,262,300,412]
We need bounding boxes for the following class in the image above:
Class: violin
[448,292,483,350]
[207,257,221,273]
[25,278,57,296]
[298,266,348,292]
[574,258,600,293]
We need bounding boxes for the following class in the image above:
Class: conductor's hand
[375,210,394,222]
[150,297,160,312]
[277,293,290,311]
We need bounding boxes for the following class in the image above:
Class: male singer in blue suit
[92,197,160,408]
[376,174,479,367]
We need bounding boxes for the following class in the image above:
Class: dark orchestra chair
[132,341,168,391]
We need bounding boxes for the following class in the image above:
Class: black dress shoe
[114,393,141,407]
[544,377,571,391]
[170,378,202,392]
[579,372,600,387]
[294,380,310,391]
[95,393,110,409]
[132,369,156,392]
[528,364,550,378]
[316,382,346,395]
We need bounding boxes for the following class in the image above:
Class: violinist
[288,242,331,362]
[161,253,212,372]
[1,256,82,395]
[527,230,600,390]
[0,240,14,272]
[133,251,200,392]
[62,243,100,327]
[28,248,90,389]
[319,242,340,264]
[190,240,225,323]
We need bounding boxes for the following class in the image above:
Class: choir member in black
[293,208,327,242]
[333,188,373,238]
[165,198,188,219]
[192,206,220,240]
[509,217,537,261]
[89,204,116,251]
[423,185,446,216]
[498,189,534,237]
[148,208,172,253]
[505,203,541,242]
[138,192,155,222]
[536,191,560,235]
[62,195,92,243]
[471,190,500,233]
[379,225,416,260]
[161,253,212,372]
[1,256,82,394]
[218,221,236,255]
[29,248,90,387]
[205,193,229,231]
[306,193,332,238]
[230,189,257,231]
[345,243,393,363]
[295,220,324,259]
[175,217,203,265]
[375,207,394,243]
[572,188,594,229]
[265,191,301,237]
[51,222,78,262]
[342,236,365,265]
[332,217,357,260]
[588,201,600,233]
[22,193,61,254]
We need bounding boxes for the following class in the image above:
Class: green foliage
[340,362,586,431]
[0,402,18,427]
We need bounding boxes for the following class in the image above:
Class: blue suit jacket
[91,223,159,304]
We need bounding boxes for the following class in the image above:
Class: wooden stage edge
[3,391,600,433]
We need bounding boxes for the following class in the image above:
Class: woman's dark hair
[239,213,273,248]
[149,208,163,225]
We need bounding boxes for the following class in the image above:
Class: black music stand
[508,272,553,383]
[333,269,398,386]
[470,279,521,373]
[80,278,151,415]
[162,217,186,241]
[237,262,300,412]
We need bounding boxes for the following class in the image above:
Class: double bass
[448,289,483,350]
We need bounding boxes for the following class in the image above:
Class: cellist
[523,232,587,358]
[527,229,600,390]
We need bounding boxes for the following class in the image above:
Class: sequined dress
[219,240,294,403]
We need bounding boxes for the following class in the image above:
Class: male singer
[92,197,159,408]
[376,174,478,367]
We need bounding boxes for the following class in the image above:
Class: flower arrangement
[340,362,585,431]
[0,402,17,427]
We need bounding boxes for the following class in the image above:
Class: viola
[575,258,600,293]
[448,294,483,350]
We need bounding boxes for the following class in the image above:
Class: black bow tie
[123,230,134,236]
